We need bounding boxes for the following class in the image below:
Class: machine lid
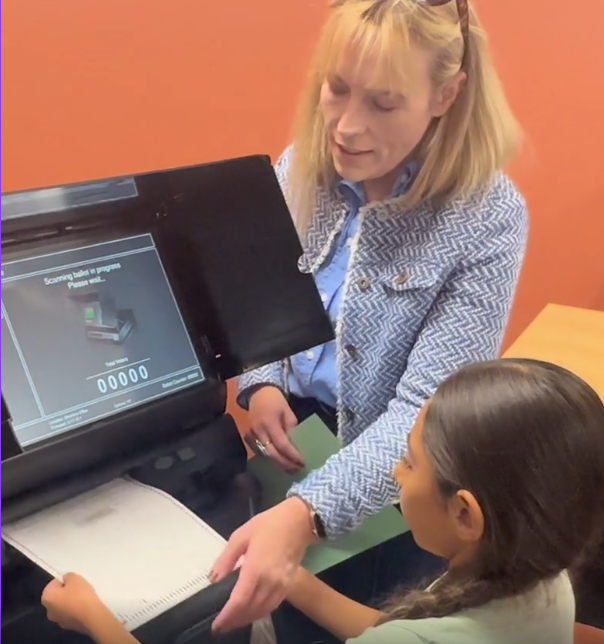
[1,154,334,382]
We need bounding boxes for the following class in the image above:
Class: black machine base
[1,415,263,644]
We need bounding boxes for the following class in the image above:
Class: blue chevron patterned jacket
[238,147,529,539]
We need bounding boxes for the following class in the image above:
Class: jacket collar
[298,163,419,273]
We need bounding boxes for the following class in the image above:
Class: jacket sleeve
[288,192,529,538]
[236,148,294,409]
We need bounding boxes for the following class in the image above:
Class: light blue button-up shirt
[287,166,417,407]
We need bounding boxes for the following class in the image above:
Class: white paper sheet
[1,477,227,631]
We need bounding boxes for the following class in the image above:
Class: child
[42,359,604,644]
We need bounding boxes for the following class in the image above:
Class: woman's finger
[254,423,302,471]
[267,422,304,468]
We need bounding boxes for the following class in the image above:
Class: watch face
[312,511,326,539]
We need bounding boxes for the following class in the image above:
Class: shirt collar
[337,161,419,207]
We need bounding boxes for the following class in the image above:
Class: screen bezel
[1,221,226,500]
[1,396,22,460]
[2,152,336,504]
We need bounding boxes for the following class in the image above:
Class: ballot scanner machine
[0,156,334,644]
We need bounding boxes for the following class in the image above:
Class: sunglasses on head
[419,0,470,69]
[357,0,470,71]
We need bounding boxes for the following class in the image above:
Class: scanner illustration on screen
[70,290,135,345]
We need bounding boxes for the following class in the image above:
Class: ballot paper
[1,477,227,632]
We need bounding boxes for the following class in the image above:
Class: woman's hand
[248,386,303,472]
[42,573,108,634]
[211,497,316,633]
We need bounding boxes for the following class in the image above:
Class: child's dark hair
[381,358,604,622]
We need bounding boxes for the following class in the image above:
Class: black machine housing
[0,155,334,644]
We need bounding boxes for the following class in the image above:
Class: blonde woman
[212,0,529,636]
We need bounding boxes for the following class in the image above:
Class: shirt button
[357,277,371,291]
[346,237,353,247]
[306,350,315,360]
[344,344,359,359]
[321,292,328,303]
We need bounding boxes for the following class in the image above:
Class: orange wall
[2,0,604,423]
[479,1,604,338]
[1,0,326,188]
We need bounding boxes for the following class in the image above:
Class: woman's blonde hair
[287,0,522,236]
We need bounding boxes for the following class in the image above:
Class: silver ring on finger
[255,438,272,457]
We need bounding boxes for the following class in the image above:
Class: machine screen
[1,234,205,447]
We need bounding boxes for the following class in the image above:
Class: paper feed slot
[1,478,233,633]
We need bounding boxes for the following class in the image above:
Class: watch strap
[290,494,326,540]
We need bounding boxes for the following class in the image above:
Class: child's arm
[42,574,140,644]
[286,567,385,640]
[44,569,384,642]
[77,605,140,644]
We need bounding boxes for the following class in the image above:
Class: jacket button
[343,408,355,423]
[344,344,359,359]
[357,277,371,291]
[394,271,409,285]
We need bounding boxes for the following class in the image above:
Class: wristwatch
[291,494,326,540]
[309,505,327,540]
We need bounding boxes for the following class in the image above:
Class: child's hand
[42,573,106,634]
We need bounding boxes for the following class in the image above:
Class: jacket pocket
[376,259,446,295]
